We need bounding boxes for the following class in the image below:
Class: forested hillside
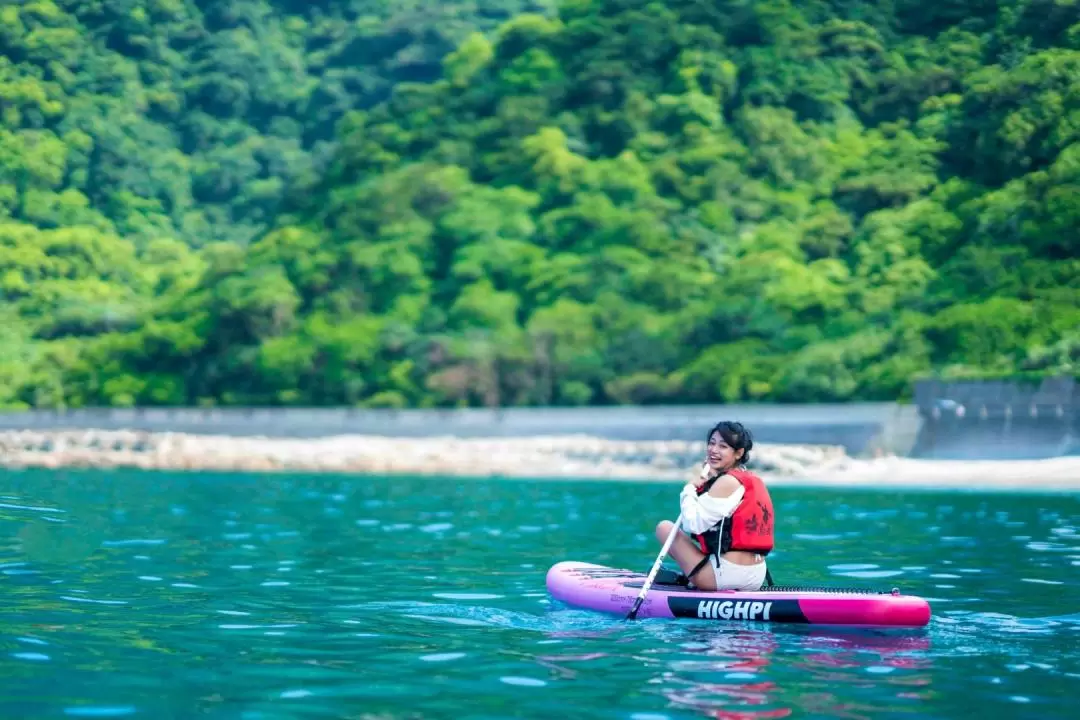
[2,0,1078,409]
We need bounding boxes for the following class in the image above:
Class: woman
[654,421,774,591]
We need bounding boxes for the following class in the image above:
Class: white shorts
[708,555,768,591]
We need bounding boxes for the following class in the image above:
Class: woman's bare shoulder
[706,474,743,497]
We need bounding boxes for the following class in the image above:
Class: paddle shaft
[626,512,683,620]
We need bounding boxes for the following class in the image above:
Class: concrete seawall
[0,403,921,456]
[2,401,1077,487]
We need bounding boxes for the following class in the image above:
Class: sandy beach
[1,429,1077,490]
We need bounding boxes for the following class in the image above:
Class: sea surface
[1,468,1078,719]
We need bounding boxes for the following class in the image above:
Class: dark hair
[706,421,753,466]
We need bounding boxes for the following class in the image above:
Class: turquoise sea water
[1,468,1078,719]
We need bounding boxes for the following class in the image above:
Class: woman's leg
[654,520,717,590]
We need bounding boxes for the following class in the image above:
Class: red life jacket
[692,468,774,556]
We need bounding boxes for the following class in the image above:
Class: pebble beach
[1,429,1077,490]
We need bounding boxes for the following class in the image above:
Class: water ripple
[63,707,137,717]
[59,595,129,606]
[0,501,65,513]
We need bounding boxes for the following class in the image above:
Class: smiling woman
[653,421,775,591]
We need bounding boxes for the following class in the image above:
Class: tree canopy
[1,0,1077,409]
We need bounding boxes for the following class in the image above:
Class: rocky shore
[0,429,855,478]
[1,429,1078,488]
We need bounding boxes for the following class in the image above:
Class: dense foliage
[2,0,1078,409]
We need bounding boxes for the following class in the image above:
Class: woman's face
[707,432,744,471]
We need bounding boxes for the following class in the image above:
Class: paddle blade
[627,512,683,621]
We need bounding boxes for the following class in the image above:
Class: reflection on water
[0,469,1077,718]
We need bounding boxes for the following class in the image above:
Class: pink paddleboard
[546,561,931,627]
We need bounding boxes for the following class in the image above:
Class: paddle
[626,511,683,621]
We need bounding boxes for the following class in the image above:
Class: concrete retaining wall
[4,377,1075,460]
[912,376,1078,459]
[0,403,919,457]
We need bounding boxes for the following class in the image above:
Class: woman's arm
[679,474,745,534]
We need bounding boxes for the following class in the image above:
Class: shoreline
[1,430,1078,490]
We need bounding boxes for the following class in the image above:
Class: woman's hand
[692,460,714,488]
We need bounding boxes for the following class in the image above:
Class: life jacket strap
[688,555,712,583]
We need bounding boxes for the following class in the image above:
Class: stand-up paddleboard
[546,561,931,627]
